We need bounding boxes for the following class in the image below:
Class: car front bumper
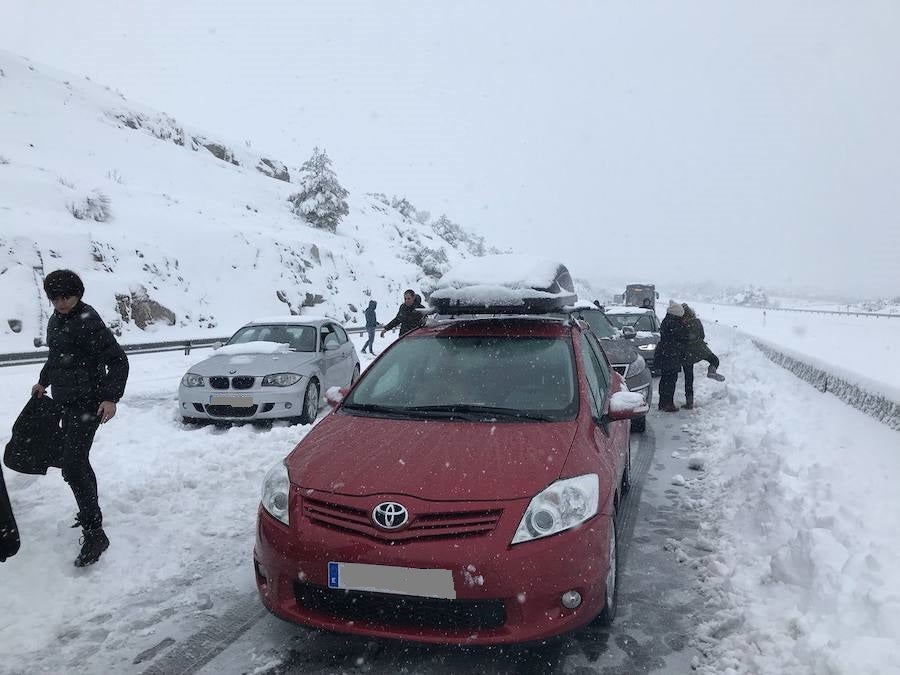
[254,499,614,645]
[178,381,308,421]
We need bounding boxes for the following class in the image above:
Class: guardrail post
[185,342,192,355]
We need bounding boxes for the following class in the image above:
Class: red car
[254,287,647,644]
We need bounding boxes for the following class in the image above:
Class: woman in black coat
[31,270,129,567]
[656,300,689,412]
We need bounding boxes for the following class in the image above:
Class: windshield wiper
[340,402,415,418]
[405,404,557,422]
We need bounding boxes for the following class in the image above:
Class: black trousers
[60,406,102,529]
[683,351,722,397]
[658,368,680,406]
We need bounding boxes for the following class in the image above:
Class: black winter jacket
[4,395,64,475]
[38,301,129,406]
[655,314,689,372]
[364,303,378,328]
[383,302,425,337]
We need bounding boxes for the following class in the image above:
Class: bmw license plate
[327,562,456,599]
[209,394,253,407]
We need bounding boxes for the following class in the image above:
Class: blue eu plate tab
[328,561,339,588]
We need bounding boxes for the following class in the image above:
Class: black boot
[74,527,109,567]
[683,395,694,410]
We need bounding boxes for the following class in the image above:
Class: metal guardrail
[718,304,900,319]
[0,326,371,368]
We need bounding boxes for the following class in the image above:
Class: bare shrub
[67,191,112,222]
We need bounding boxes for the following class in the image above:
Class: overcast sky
[3,1,898,297]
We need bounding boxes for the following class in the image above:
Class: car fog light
[561,590,582,609]
[284,402,292,409]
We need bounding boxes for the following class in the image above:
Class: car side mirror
[621,326,637,339]
[212,341,223,350]
[325,386,348,407]
[606,391,649,421]
[323,341,340,351]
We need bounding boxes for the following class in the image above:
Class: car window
[606,312,657,332]
[576,310,616,338]
[345,335,578,420]
[333,324,349,344]
[228,324,317,351]
[579,333,610,417]
[322,326,340,349]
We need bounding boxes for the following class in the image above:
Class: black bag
[1,464,19,561]
[4,396,64,475]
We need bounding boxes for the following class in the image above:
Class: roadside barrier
[752,338,900,431]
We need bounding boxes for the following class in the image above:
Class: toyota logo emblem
[372,502,409,529]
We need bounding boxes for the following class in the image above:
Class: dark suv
[572,305,652,431]
[603,307,661,375]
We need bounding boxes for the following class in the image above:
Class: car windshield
[343,334,578,421]
[576,310,616,338]
[606,313,657,332]
[227,324,318,352]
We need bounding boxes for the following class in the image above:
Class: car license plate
[327,562,456,599]
[209,394,253,407]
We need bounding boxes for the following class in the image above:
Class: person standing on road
[680,304,725,410]
[380,289,425,339]
[655,300,688,412]
[361,300,378,354]
[31,269,129,567]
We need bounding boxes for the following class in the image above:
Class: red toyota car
[254,258,647,645]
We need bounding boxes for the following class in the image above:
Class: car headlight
[261,462,290,525]
[512,474,599,544]
[181,372,205,387]
[637,343,656,351]
[626,355,647,378]
[262,373,303,387]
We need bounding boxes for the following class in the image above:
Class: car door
[331,323,355,385]
[320,323,351,389]
[579,332,628,484]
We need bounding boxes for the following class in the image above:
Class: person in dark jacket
[361,300,378,354]
[30,269,129,567]
[656,300,689,412]
[680,304,724,409]
[380,289,425,338]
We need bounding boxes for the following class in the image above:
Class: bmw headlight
[261,462,290,525]
[181,372,205,387]
[626,355,647,378]
[512,474,599,544]
[637,343,656,351]
[262,373,303,387]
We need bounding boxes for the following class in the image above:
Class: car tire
[596,516,619,626]
[297,379,320,425]
[350,364,361,386]
[631,416,646,433]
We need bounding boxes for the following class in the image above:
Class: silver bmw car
[178,316,360,424]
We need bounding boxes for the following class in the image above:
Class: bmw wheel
[298,379,320,424]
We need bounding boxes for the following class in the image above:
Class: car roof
[416,317,574,339]
[604,306,656,315]
[244,315,337,326]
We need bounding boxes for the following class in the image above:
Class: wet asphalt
[147,405,704,675]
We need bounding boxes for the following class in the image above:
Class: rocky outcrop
[257,158,290,182]
[115,285,176,329]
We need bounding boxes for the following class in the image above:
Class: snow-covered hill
[0,51,496,351]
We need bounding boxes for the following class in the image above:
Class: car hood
[188,351,318,376]
[286,413,579,501]
[598,338,639,366]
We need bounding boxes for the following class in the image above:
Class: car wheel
[297,379,320,425]
[350,364,361,385]
[596,517,619,626]
[631,416,646,433]
[621,437,632,494]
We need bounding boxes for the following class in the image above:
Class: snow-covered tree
[288,147,349,233]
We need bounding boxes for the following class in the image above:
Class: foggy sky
[2,1,898,297]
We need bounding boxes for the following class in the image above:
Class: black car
[573,305,652,432]
[603,307,662,375]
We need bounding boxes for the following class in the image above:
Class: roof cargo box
[430,254,577,314]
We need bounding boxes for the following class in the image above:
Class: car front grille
[294,582,506,631]
[208,376,256,390]
[205,404,258,418]
[303,496,503,542]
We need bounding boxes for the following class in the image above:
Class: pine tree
[288,148,349,233]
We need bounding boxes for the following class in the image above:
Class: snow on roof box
[430,254,577,314]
